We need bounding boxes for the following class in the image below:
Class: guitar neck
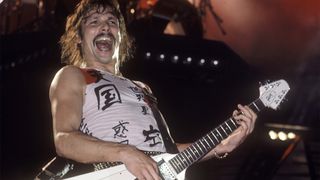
[168,98,265,174]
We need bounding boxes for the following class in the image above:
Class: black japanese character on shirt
[95,84,122,111]
[143,125,162,147]
[88,69,110,83]
[128,86,144,101]
[112,121,129,139]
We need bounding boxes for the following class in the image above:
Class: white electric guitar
[38,79,290,180]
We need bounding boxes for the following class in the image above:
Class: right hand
[119,146,161,180]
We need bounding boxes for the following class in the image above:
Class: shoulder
[55,65,83,78]
[51,65,85,86]
[50,65,85,97]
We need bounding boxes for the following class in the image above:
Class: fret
[188,147,197,160]
[215,129,223,141]
[229,118,237,128]
[191,145,200,157]
[206,134,216,146]
[186,148,196,162]
[181,151,192,165]
[220,125,229,137]
[199,139,208,151]
[203,135,214,147]
[252,101,260,112]
[169,159,180,173]
[174,155,183,171]
[225,120,233,132]
[177,154,188,168]
[195,141,204,154]
[180,154,189,169]
[211,131,220,143]
[223,122,233,134]
[202,137,213,149]
[173,158,183,172]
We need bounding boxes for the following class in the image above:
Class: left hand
[211,104,257,156]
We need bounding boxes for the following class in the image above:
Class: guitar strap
[132,81,179,154]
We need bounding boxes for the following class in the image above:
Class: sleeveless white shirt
[79,68,166,152]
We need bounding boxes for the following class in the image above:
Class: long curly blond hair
[60,0,132,71]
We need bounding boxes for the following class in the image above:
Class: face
[79,7,121,69]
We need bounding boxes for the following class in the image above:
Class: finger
[241,106,257,133]
[238,105,255,133]
[238,104,252,119]
[234,115,250,135]
[148,162,161,180]
[232,110,239,117]
[141,168,153,180]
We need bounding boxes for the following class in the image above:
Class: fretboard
[168,98,265,174]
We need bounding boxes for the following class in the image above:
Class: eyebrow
[83,10,117,21]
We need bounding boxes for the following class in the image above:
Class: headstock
[259,79,290,110]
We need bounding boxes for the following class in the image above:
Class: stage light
[182,57,192,65]
[210,59,219,67]
[278,131,288,141]
[287,132,296,139]
[130,8,135,14]
[159,54,165,61]
[172,55,179,63]
[199,58,206,66]
[269,130,278,140]
[145,52,151,59]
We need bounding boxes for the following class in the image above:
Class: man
[49,0,257,179]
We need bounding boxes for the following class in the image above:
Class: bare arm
[50,66,161,180]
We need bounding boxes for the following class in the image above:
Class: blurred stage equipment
[120,0,203,38]
[199,0,226,35]
[0,0,48,34]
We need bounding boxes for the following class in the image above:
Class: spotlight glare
[288,132,296,139]
[159,54,165,61]
[200,59,205,65]
[130,8,135,14]
[268,130,278,140]
[278,131,287,141]
[187,57,192,62]
[145,52,151,59]
[172,55,179,63]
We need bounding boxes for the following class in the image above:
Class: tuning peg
[259,80,271,86]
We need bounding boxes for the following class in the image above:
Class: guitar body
[65,153,186,180]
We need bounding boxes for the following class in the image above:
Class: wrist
[212,149,228,159]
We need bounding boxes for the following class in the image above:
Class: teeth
[96,36,112,42]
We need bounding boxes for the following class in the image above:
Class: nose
[100,21,110,33]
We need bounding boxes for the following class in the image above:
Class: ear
[75,33,82,45]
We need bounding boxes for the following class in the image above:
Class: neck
[85,62,118,75]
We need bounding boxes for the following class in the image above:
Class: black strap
[132,81,179,154]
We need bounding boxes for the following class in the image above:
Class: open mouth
[93,33,114,52]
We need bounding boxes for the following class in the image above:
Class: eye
[89,20,98,25]
[108,18,118,26]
